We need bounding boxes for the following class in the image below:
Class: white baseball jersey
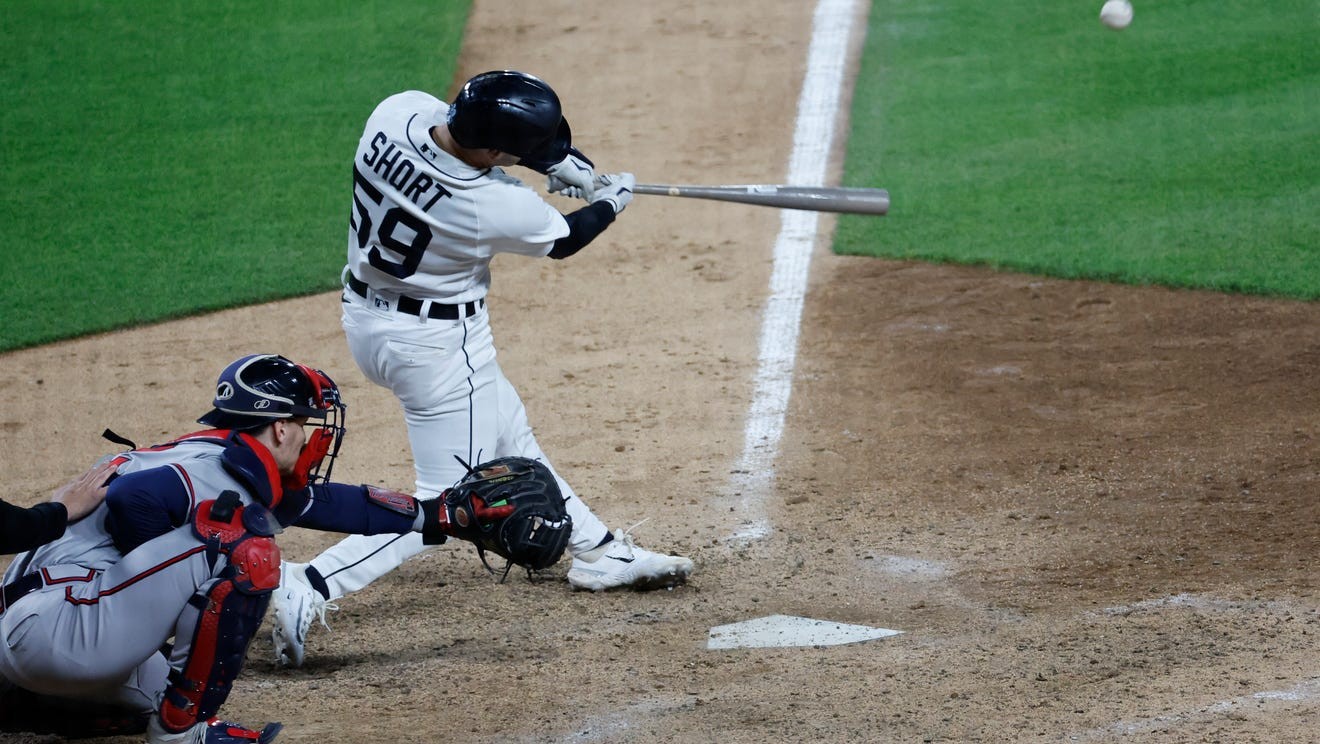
[345,90,569,303]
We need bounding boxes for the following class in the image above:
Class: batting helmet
[198,354,347,487]
[447,70,572,165]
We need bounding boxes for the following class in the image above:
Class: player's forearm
[295,482,417,535]
[548,201,617,259]
[0,499,67,554]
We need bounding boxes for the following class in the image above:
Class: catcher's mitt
[444,456,572,576]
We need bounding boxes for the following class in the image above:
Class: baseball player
[0,354,520,743]
[270,69,693,667]
[0,460,115,554]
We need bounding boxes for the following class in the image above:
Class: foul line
[728,0,859,539]
[1067,677,1320,740]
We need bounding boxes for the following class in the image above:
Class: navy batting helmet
[447,70,571,165]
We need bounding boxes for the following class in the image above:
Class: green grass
[0,1,470,351]
[3,3,1314,353]
[838,0,1319,298]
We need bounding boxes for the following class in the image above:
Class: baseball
[1100,0,1133,30]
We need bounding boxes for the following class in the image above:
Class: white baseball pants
[310,291,609,599]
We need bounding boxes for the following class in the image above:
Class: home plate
[707,614,903,650]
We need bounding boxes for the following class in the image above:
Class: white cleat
[567,528,694,592]
[270,562,336,668]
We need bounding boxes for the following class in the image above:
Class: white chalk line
[1088,592,1301,617]
[1067,677,1320,741]
[1068,592,1320,739]
[727,0,860,541]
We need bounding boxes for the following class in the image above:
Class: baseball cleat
[146,717,281,743]
[566,528,694,591]
[201,719,283,743]
[270,562,336,668]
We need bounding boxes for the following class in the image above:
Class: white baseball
[1100,0,1133,30]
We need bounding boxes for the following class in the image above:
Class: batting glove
[546,151,596,200]
[590,172,635,214]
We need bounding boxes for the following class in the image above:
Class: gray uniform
[0,437,273,715]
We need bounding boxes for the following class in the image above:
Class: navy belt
[0,572,43,615]
[346,273,483,320]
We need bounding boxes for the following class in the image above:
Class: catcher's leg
[153,535,282,742]
[0,529,225,704]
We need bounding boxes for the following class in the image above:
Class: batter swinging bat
[633,183,889,215]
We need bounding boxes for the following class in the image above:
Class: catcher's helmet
[447,70,572,165]
[198,354,347,487]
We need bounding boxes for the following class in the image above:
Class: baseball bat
[633,183,889,216]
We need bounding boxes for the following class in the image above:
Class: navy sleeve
[292,482,417,536]
[548,201,617,259]
[104,467,193,555]
[0,500,68,555]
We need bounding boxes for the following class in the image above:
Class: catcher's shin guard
[158,535,279,732]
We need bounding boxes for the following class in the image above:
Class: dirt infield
[2,1,1317,742]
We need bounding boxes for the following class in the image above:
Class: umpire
[0,461,114,554]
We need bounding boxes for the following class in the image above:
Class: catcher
[0,354,568,743]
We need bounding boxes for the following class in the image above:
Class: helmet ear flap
[518,119,572,173]
[297,363,325,401]
[295,364,342,413]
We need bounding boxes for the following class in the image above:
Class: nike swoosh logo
[607,555,635,563]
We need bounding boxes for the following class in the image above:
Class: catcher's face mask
[286,364,346,490]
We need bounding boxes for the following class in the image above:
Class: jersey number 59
[350,166,449,279]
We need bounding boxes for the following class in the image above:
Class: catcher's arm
[290,484,511,544]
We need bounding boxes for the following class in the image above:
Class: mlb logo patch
[374,297,391,311]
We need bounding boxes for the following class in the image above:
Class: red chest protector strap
[192,492,278,545]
